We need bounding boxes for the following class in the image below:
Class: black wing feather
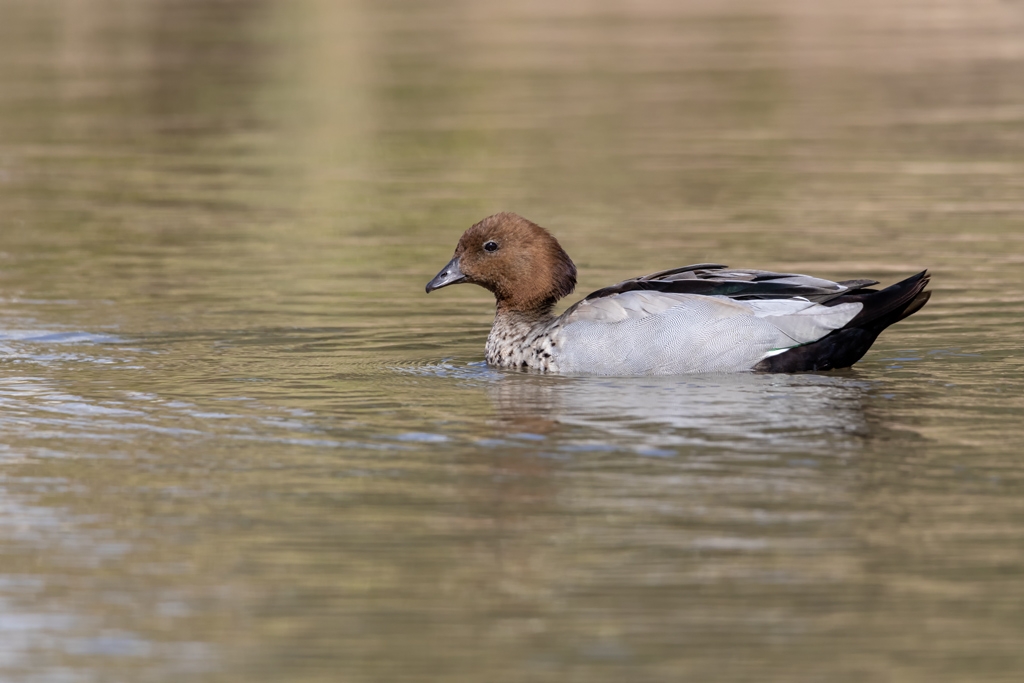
[582,264,880,304]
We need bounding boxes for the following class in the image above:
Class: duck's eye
[483,241,499,253]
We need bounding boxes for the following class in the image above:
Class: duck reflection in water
[487,371,872,456]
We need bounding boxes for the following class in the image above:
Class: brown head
[425,212,577,315]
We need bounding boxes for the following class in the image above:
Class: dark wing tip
[639,264,729,281]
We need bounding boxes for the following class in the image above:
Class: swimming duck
[425,212,930,374]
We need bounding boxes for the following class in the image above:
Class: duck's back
[552,290,862,375]
[543,264,931,375]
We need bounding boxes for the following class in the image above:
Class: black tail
[754,271,931,373]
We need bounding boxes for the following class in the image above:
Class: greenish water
[2,1,1023,681]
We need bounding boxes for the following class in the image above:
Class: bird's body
[426,213,930,375]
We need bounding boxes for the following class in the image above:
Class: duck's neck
[495,301,554,325]
[485,303,559,371]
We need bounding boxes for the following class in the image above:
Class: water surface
[1,1,1023,681]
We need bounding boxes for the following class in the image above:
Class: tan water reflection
[2,0,1024,681]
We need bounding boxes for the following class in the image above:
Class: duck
[425,212,931,374]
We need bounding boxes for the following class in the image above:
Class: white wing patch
[742,299,863,344]
[567,291,747,324]
[561,290,863,370]
[566,291,861,344]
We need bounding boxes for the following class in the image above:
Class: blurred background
[1,0,1023,681]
